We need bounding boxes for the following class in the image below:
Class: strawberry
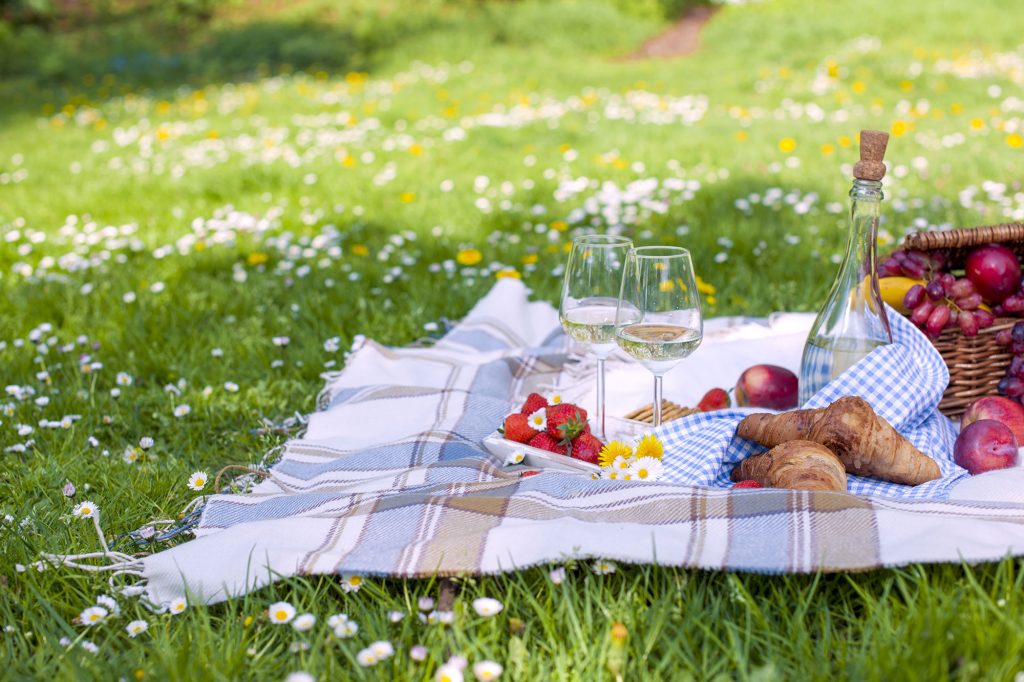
[570,433,603,465]
[520,392,548,415]
[698,387,731,412]
[528,431,568,455]
[545,403,589,441]
[503,413,539,444]
[732,480,763,489]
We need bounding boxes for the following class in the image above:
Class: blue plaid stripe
[658,306,969,499]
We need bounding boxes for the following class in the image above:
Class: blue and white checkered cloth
[658,306,969,498]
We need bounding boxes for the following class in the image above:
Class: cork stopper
[853,129,889,181]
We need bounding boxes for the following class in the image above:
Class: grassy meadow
[2,0,1024,678]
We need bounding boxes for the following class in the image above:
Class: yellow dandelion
[634,434,664,460]
[598,441,633,468]
[734,130,748,142]
[399,192,416,203]
[695,276,716,296]
[496,269,521,280]
[821,143,835,155]
[408,144,423,156]
[1007,134,1023,149]
[899,79,913,92]
[950,102,964,115]
[521,253,538,265]
[341,155,356,167]
[351,244,369,257]
[891,120,909,137]
[247,252,268,266]
[852,80,866,93]
[659,279,675,292]
[456,248,482,266]
[778,137,796,153]
[551,220,568,232]
[838,135,852,148]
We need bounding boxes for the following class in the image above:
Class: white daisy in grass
[96,594,119,616]
[627,456,663,482]
[417,597,435,611]
[356,648,379,667]
[525,408,546,430]
[72,500,97,519]
[139,437,154,449]
[549,566,567,585]
[80,640,99,654]
[123,447,141,464]
[224,382,239,393]
[424,610,454,625]
[268,601,295,624]
[333,620,359,638]
[173,404,191,418]
[291,613,316,632]
[285,673,315,682]
[326,613,349,628]
[591,560,617,575]
[436,665,464,682]
[504,450,525,466]
[388,610,405,623]
[472,598,503,617]
[125,620,148,637]
[341,574,364,592]
[187,471,209,491]
[169,597,187,615]
[409,645,428,662]
[370,641,395,659]
[473,661,504,681]
[289,642,311,653]
[446,655,468,670]
[79,606,108,626]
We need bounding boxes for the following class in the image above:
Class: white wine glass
[559,235,635,440]
[615,246,703,427]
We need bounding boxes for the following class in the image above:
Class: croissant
[737,396,940,486]
[731,440,847,492]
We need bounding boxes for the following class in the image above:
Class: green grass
[2,0,1024,678]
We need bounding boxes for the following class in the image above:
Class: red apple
[734,365,799,410]
[954,419,1019,475]
[965,244,1021,303]
[961,396,1024,445]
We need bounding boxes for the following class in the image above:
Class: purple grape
[939,273,956,294]
[1003,295,1024,313]
[903,284,926,310]
[1012,321,1024,344]
[1012,340,1024,356]
[959,311,980,337]
[925,279,945,301]
[950,279,975,299]
[949,308,959,325]
[993,304,1007,317]
[975,308,995,328]
[1009,355,1024,378]
[926,305,951,335]
[996,328,1014,346]
[901,261,926,279]
[910,300,935,326]
[998,375,1024,397]
[957,293,983,311]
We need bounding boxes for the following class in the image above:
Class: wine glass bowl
[615,246,703,426]
[559,235,634,440]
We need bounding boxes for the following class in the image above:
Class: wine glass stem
[653,374,664,427]
[595,355,606,441]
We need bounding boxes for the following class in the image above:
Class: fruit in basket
[546,403,589,440]
[520,392,548,415]
[734,365,798,410]
[877,248,946,280]
[879,276,927,314]
[697,387,731,412]
[528,432,568,455]
[570,432,604,465]
[961,396,1024,445]
[965,244,1021,303]
[503,413,539,444]
[953,419,1018,475]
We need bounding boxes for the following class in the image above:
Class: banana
[878,276,926,314]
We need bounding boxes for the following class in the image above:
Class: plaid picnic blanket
[141,280,1024,606]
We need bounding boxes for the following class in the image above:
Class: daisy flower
[473,661,504,681]
[123,447,141,464]
[598,440,632,467]
[592,560,617,575]
[334,620,359,638]
[425,610,454,625]
[72,500,98,519]
[356,648,378,667]
[291,613,316,632]
[139,437,154,449]
[549,393,562,405]
[326,613,349,628]
[633,434,663,460]
[125,620,148,637]
[79,606,108,626]
[285,673,315,682]
[173,404,191,418]
[409,645,428,662]
[388,610,405,623]
[224,382,239,393]
[446,655,468,670]
[268,601,295,624]
[96,594,120,616]
[115,373,133,386]
[417,597,435,611]
[370,641,395,659]
[627,457,663,482]
[549,566,567,585]
[436,665,464,682]
[472,598,503,617]
[604,469,620,480]
[611,455,633,471]
[525,408,546,430]
[169,597,187,615]
[81,640,99,654]
[504,450,525,466]
[341,574,363,592]
[187,471,208,491]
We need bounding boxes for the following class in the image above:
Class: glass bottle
[799,130,893,404]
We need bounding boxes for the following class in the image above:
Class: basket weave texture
[902,223,1024,418]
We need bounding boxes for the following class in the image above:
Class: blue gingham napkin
[658,306,969,499]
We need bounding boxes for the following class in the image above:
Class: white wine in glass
[615,247,703,427]
[559,235,635,440]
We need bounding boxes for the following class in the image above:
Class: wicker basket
[901,223,1024,417]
